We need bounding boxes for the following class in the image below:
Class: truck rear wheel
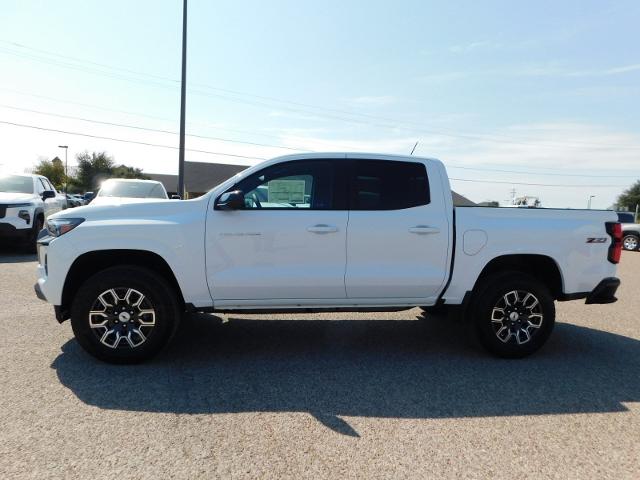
[471,272,555,358]
[70,266,181,364]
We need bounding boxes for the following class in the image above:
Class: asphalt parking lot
[1,249,639,479]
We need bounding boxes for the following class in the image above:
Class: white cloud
[347,95,396,107]
[267,110,324,122]
[273,122,640,208]
[448,40,503,54]
[418,61,640,83]
[605,63,640,75]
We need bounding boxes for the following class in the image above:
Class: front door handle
[307,224,339,234]
[409,225,440,234]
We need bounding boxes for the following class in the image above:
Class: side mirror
[215,190,245,210]
[42,190,56,201]
[171,194,181,200]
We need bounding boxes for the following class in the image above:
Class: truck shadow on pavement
[52,314,640,437]
[0,246,36,263]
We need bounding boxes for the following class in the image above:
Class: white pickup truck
[34,153,622,363]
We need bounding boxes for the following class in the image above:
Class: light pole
[58,145,68,193]
[177,0,187,199]
[587,195,595,209]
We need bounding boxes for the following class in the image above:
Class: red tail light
[605,222,622,264]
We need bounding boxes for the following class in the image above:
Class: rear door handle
[409,225,440,234]
[307,224,339,234]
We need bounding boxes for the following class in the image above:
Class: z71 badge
[586,237,608,243]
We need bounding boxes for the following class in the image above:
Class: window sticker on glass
[268,179,306,204]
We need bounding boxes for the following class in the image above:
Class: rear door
[344,156,450,300]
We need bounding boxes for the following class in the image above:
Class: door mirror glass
[42,190,56,201]
[215,190,245,210]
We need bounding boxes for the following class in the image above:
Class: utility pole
[177,0,187,198]
[58,145,68,193]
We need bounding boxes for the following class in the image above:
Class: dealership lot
[1,250,639,479]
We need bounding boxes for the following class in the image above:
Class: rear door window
[350,160,430,210]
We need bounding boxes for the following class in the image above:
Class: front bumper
[585,277,620,304]
[0,222,31,240]
[34,282,47,301]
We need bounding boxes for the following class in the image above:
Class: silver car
[618,212,639,251]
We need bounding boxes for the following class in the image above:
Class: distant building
[148,161,247,198]
[149,160,476,205]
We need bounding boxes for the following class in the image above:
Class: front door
[206,159,348,303]
[35,177,60,218]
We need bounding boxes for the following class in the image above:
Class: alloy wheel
[490,290,544,345]
[88,288,156,349]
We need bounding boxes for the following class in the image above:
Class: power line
[449,178,627,188]
[3,40,640,150]
[3,102,637,179]
[0,120,265,161]
[445,164,637,179]
[0,120,630,188]
[2,103,637,181]
[0,104,629,182]
[0,104,306,152]
[0,87,357,150]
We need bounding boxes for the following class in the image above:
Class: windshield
[0,175,34,194]
[98,181,167,199]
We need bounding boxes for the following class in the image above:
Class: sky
[1,0,639,208]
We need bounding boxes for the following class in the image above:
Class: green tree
[616,180,640,212]
[38,151,150,193]
[111,164,149,180]
[75,151,114,191]
[33,157,67,190]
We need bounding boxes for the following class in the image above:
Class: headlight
[46,218,84,237]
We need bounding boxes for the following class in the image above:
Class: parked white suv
[0,173,66,251]
[34,153,622,363]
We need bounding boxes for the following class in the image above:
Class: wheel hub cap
[88,288,156,349]
[490,290,544,345]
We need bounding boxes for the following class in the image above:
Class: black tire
[622,234,639,251]
[70,266,181,364]
[24,215,44,254]
[471,272,555,358]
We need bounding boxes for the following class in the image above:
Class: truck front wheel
[70,266,181,364]
[471,272,555,358]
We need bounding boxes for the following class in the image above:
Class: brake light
[605,222,622,264]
